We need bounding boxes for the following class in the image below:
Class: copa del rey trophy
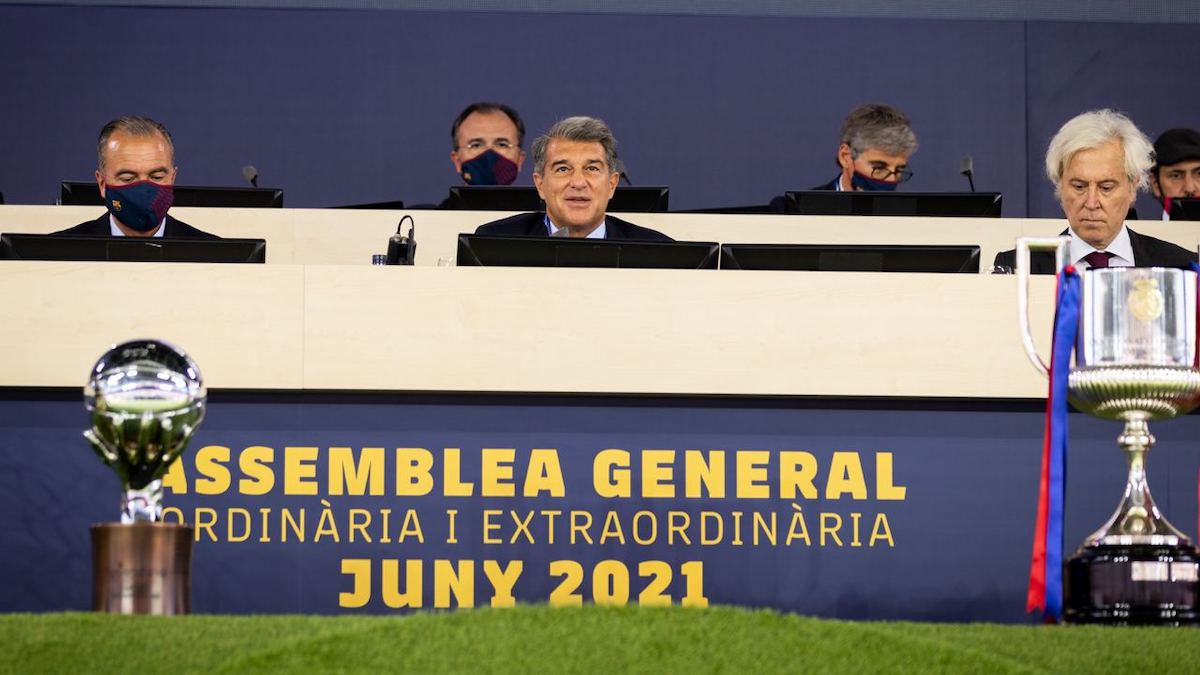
[1016,237,1200,624]
[84,339,206,615]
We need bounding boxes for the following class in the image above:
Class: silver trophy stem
[1082,416,1191,548]
[121,480,164,524]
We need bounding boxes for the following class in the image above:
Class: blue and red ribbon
[1027,265,1081,622]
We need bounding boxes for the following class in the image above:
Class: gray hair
[1045,109,1153,195]
[532,116,620,175]
[97,116,174,170]
[840,103,918,158]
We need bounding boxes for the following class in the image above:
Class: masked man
[1149,127,1200,219]
[55,116,216,238]
[449,102,528,186]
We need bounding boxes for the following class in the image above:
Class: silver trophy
[84,339,204,614]
[85,339,206,522]
[1017,237,1200,624]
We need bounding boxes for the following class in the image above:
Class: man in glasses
[819,103,917,192]
[449,102,527,186]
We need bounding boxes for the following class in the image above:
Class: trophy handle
[1015,236,1070,377]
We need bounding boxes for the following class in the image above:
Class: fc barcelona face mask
[105,181,174,232]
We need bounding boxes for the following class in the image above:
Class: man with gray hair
[820,103,918,192]
[475,116,671,240]
[994,109,1194,273]
[55,116,216,238]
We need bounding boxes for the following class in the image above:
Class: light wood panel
[5,204,1198,269]
[0,261,1057,398]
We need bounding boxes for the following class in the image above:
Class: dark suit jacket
[474,212,673,241]
[993,228,1196,274]
[53,214,219,239]
[768,176,841,213]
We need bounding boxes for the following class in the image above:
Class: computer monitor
[329,199,406,210]
[0,233,266,263]
[457,234,718,269]
[1168,198,1200,221]
[784,191,1001,217]
[719,243,981,273]
[60,181,284,208]
[446,186,669,212]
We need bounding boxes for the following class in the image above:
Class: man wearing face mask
[1149,127,1200,220]
[54,116,216,239]
[993,109,1194,273]
[475,116,671,240]
[449,102,527,187]
[769,103,917,212]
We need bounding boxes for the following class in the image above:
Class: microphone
[619,170,633,187]
[960,155,975,192]
[386,214,417,265]
[242,165,259,188]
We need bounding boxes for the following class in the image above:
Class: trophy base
[91,522,193,615]
[1064,543,1200,625]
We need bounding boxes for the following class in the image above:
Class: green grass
[1,606,1197,674]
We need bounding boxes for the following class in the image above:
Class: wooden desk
[0,261,1054,398]
[4,204,1198,268]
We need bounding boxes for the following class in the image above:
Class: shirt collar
[545,214,607,239]
[109,214,166,238]
[1068,223,1134,268]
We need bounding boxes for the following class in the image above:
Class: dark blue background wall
[0,4,1197,216]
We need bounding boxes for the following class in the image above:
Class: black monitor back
[1168,198,1200,221]
[446,186,669,212]
[0,233,266,263]
[784,191,1001,217]
[720,243,980,273]
[60,181,284,208]
[457,234,717,269]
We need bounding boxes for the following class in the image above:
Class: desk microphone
[960,155,976,192]
[242,165,259,188]
[620,170,633,186]
[386,214,417,265]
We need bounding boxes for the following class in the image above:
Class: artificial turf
[1,605,1197,674]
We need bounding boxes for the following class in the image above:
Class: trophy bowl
[1017,239,1200,624]
[83,339,205,615]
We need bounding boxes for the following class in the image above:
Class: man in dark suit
[54,116,217,239]
[476,116,671,241]
[994,110,1195,273]
[769,103,918,212]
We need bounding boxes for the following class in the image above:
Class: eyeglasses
[867,163,914,183]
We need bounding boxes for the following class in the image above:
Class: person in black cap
[1150,128,1200,219]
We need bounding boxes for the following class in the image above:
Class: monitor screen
[457,234,718,269]
[719,243,981,273]
[446,186,669,212]
[784,191,1001,217]
[328,199,406,210]
[0,233,266,263]
[1168,198,1200,221]
[60,181,284,208]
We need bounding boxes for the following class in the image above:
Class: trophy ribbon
[1027,265,1081,623]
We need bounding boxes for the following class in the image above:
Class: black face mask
[461,149,519,186]
[105,181,174,232]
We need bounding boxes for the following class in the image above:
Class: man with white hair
[994,109,1195,273]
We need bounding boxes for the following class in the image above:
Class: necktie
[1083,251,1114,269]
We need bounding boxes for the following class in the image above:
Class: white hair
[1045,109,1153,196]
